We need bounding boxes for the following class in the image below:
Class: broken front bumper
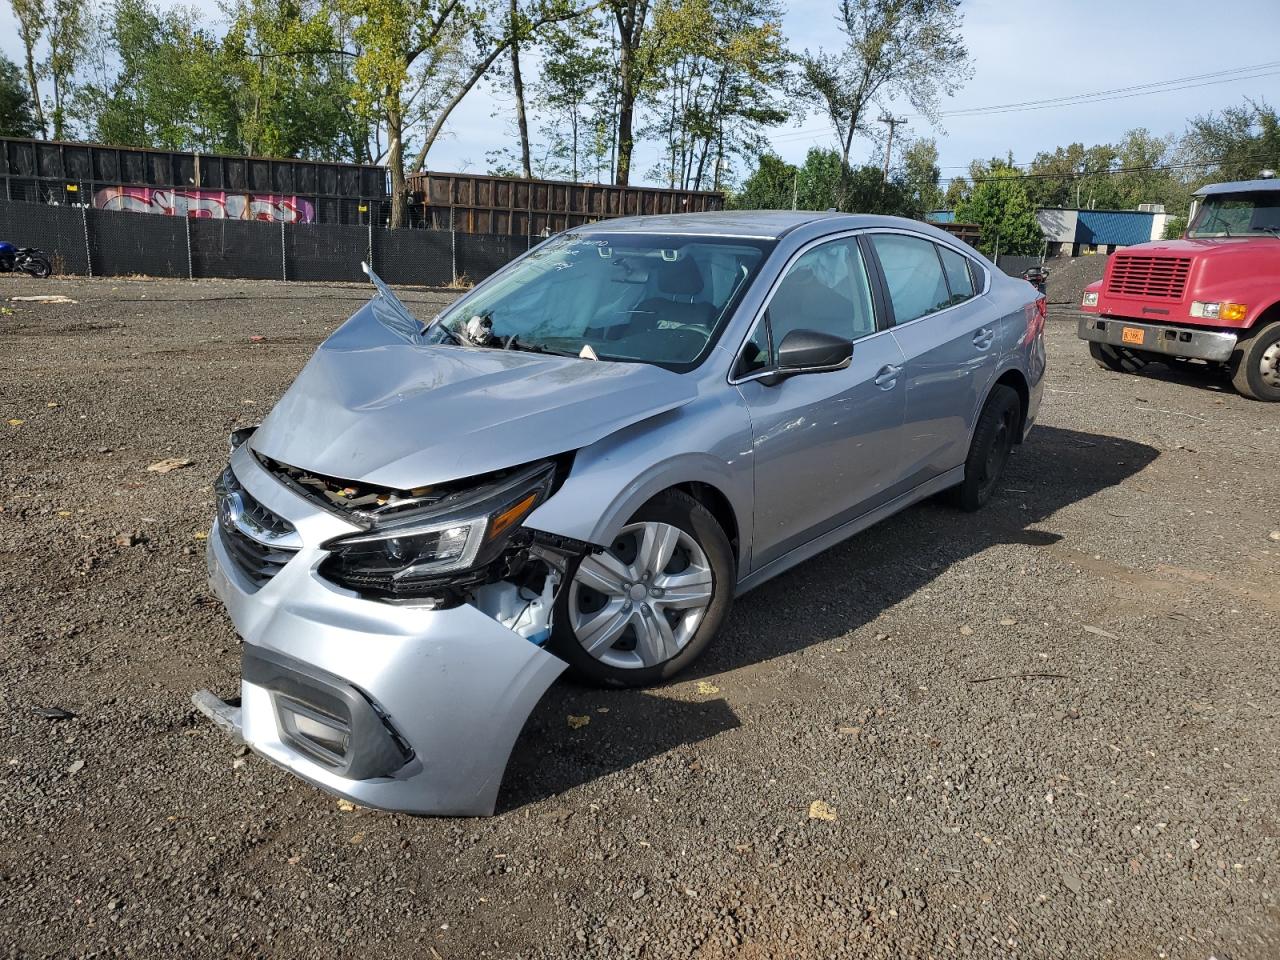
[195,446,567,817]
[1077,316,1238,363]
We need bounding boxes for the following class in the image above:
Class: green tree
[1181,98,1280,184]
[9,0,49,135]
[82,0,241,151]
[728,151,796,208]
[954,163,1042,258]
[46,0,87,138]
[798,0,970,192]
[899,137,941,213]
[535,16,614,181]
[732,147,918,216]
[222,0,366,162]
[0,54,40,136]
[642,0,790,190]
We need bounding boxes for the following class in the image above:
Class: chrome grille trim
[216,468,301,587]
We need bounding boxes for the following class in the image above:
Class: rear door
[733,233,907,572]
[866,232,997,489]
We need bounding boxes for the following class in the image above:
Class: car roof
[571,209,931,240]
[1194,178,1280,197]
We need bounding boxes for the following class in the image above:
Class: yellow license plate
[1121,326,1145,345]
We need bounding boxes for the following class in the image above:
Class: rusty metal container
[408,171,724,236]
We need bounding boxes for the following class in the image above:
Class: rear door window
[869,233,952,324]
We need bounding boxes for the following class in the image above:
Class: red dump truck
[1077,176,1280,400]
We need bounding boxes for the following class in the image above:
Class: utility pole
[879,113,907,189]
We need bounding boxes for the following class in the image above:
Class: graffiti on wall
[93,187,316,223]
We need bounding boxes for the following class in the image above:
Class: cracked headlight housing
[319,461,555,596]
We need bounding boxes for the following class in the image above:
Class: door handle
[874,364,902,388]
[973,327,995,350]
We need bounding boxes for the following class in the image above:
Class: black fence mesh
[0,197,506,286]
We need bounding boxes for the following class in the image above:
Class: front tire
[550,490,734,687]
[1088,341,1148,373]
[1229,320,1280,402]
[948,385,1020,512]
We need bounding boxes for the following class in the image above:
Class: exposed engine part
[471,565,560,646]
[461,314,495,347]
[257,453,554,527]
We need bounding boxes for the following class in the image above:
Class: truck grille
[215,468,301,588]
[1105,255,1191,300]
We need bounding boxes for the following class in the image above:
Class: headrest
[657,254,703,296]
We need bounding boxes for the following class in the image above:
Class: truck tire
[1088,341,1148,374]
[1229,320,1280,402]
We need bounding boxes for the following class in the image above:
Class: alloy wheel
[567,521,714,670]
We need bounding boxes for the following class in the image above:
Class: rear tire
[1228,320,1280,402]
[948,385,1020,512]
[1088,341,1147,373]
[22,256,51,278]
[550,490,734,688]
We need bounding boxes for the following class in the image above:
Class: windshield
[428,232,773,371]
[1188,191,1280,238]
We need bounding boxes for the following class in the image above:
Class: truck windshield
[1188,191,1280,238]
[428,232,772,372]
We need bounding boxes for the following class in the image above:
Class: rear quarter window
[937,245,977,304]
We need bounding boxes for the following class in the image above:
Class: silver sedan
[197,211,1047,815]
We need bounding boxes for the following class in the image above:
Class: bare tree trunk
[386,102,407,229]
[571,105,579,182]
[615,44,635,185]
[509,0,532,178]
[18,30,47,137]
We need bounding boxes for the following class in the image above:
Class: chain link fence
[0,197,539,287]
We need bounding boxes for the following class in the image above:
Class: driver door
[733,235,907,572]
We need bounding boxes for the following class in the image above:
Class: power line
[769,61,1280,145]
[936,153,1277,186]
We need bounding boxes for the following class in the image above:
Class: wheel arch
[525,452,752,572]
[1244,299,1280,336]
[989,366,1030,442]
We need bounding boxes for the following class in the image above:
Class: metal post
[367,208,373,274]
[185,215,193,279]
[450,205,457,283]
[280,220,287,281]
[81,201,93,278]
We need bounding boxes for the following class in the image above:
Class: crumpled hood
[251,303,696,488]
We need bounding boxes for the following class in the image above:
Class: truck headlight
[1082,291,1099,307]
[1191,301,1247,321]
[319,461,555,595]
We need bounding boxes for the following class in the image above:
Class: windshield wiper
[504,338,579,357]
[1249,225,1280,238]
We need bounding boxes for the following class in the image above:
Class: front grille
[1105,255,1191,300]
[216,468,300,588]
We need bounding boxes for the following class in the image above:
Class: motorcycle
[1021,263,1048,295]
[0,241,53,278]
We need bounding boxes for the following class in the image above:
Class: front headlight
[1082,291,1099,307]
[319,461,555,596]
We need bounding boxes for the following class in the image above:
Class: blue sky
[2,0,1277,182]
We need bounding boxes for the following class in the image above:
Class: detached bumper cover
[1077,316,1238,363]
[196,446,567,817]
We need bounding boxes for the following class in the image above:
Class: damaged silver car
[196,211,1047,815]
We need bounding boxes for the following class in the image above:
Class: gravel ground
[1044,254,1108,308]
[2,276,1278,960]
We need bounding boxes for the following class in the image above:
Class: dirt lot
[2,276,1278,960]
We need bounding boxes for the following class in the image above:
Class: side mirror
[769,328,853,382]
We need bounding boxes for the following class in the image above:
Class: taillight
[1023,297,1046,345]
